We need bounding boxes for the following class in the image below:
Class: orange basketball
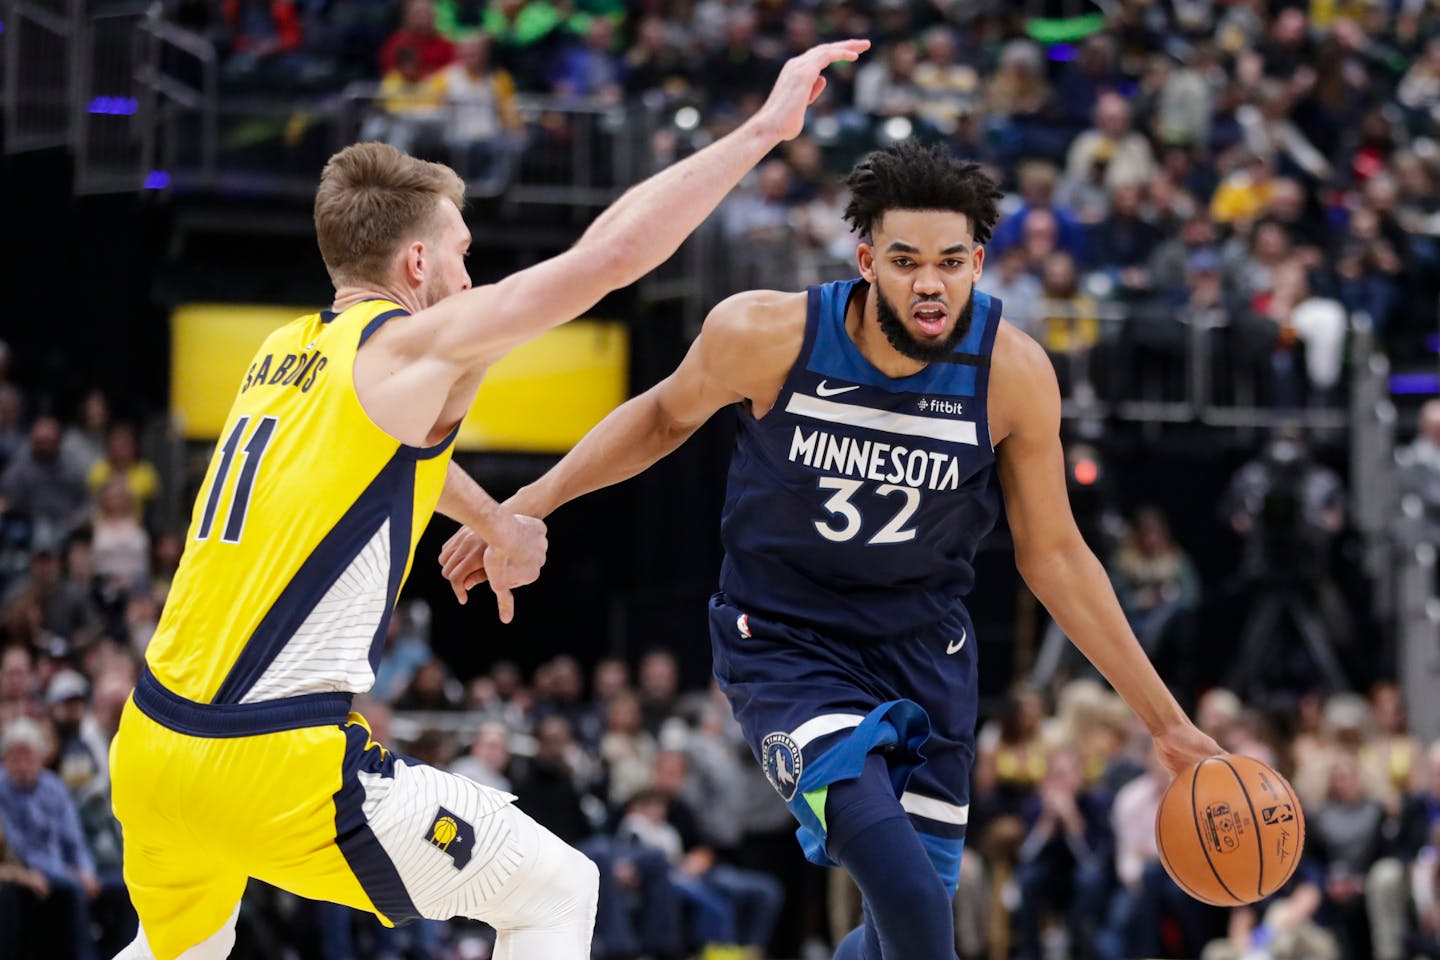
[1155,754,1306,906]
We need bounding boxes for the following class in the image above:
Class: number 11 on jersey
[196,415,278,544]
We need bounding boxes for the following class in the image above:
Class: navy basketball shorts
[707,593,976,893]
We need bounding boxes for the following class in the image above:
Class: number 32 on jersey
[813,477,920,545]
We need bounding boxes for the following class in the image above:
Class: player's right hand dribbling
[754,39,870,142]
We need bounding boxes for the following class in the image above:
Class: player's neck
[848,287,929,379]
[331,283,423,316]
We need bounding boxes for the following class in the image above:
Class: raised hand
[754,39,870,142]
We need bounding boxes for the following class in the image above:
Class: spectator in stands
[1201,867,1338,960]
[599,690,656,810]
[591,656,629,706]
[700,9,779,105]
[0,647,35,728]
[1038,251,1102,396]
[86,424,158,522]
[983,39,1053,142]
[1311,753,1409,960]
[1089,180,1164,297]
[1260,259,1349,407]
[482,0,565,90]
[650,747,784,955]
[437,35,521,181]
[1109,507,1201,709]
[90,479,150,592]
[1066,93,1156,196]
[981,245,1043,341]
[60,390,107,480]
[1055,33,1123,128]
[637,648,681,737]
[433,0,485,42]
[0,417,89,553]
[364,45,446,156]
[450,720,512,791]
[1155,44,1216,149]
[551,16,623,103]
[393,657,461,711]
[1147,210,1219,296]
[535,654,602,747]
[623,15,690,98]
[220,0,303,79]
[852,39,921,120]
[0,806,50,960]
[379,0,455,78]
[1238,80,1332,182]
[1399,399,1440,541]
[2,539,101,647]
[511,714,592,844]
[912,26,979,137]
[988,160,1087,264]
[1014,747,1113,960]
[1336,205,1405,333]
[0,717,101,960]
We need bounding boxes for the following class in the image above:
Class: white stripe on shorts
[789,713,864,750]
[900,791,970,825]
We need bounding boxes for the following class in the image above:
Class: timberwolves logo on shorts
[424,806,475,870]
[761,732,803,801]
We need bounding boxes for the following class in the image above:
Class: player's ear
[856,241,876,283]
[971,245,985,284]
[403,241,426,288]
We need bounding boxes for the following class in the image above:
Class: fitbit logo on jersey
[917,398,963,415]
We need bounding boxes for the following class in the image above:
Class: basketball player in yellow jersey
[107,40,869,960]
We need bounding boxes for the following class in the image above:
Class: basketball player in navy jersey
[440,141,1222,958]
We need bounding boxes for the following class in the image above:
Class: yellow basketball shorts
[110,669,522,960]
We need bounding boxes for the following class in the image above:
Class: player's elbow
[1014,535,1092,592]
[576,233,643,290]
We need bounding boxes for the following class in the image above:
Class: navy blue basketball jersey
[718,278,1003,642]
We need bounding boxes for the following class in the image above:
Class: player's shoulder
[702,288,807,340]
[989,318,1060,443]
[991,318,1054,385]
[697,289,808,399]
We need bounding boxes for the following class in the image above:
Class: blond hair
[313,142,466,286]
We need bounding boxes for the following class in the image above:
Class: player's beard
[874,284,975,364]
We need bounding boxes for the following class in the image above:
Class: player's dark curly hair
[842,140,1002,244]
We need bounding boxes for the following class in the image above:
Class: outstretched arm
[439,290,803,593]
[414,40,868,368]
[991,322,1220,776]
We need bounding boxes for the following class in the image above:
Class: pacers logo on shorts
[761,732,803,802]
[424,806,475,870]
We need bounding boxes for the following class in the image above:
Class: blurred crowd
[8,0,1440,956]
[181,0,1440,408]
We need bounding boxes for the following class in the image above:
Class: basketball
[1155,754,1306,907]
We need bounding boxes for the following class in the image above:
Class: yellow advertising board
[170,303,628,452]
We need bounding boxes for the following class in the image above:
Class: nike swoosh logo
[816,380,861,397]
[946,627,967,655]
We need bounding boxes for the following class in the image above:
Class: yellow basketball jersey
[147,299,456,705]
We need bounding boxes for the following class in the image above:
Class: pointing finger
[491,582,514,624]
